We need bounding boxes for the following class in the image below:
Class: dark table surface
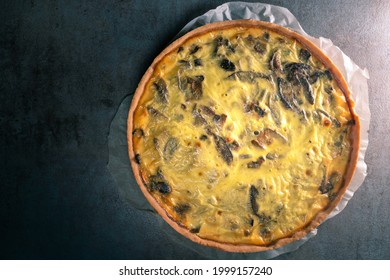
[1,0,389,260]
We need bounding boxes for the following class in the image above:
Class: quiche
[128,20,360,252]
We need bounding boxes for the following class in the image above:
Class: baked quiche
[128,20,360,252]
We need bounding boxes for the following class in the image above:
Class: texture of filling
[132,26,356,245]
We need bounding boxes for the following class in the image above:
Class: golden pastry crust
[127,20,360,252]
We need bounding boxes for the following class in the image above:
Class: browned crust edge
[127,19,361,253]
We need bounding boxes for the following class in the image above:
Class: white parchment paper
[108,2,370,259]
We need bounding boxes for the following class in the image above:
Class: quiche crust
[127,20,360,252]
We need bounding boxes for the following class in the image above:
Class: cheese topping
[132,27,355,245]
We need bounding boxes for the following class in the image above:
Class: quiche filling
[132,26,356,246]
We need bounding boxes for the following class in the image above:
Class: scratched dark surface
[1,0,389,259]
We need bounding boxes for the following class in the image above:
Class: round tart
[127,20,360,252]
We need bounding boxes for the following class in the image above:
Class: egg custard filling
[129,21,359,250]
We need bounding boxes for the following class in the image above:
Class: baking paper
[108,2,370,259]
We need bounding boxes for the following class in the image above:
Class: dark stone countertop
[1,0,389,259]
